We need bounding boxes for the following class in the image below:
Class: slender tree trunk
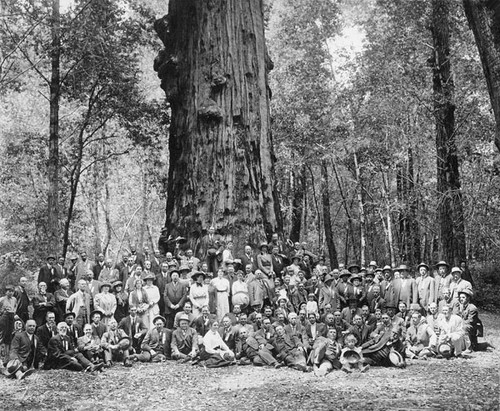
[331,159,357,260]
[47,0,61,253]
[463,0,500,152]
[381,171,395,266]
[290,164,306,243]
[321,160,338,268]
[431,0,467,265]
[307,165,322,250]
[154,0,282,253]
[353,151,366,266]
[139,160,148,251]
[407,147,421,265]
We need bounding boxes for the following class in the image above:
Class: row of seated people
[4,283,493,379]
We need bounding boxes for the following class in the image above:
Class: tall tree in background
[154,0,282,250]
[463,0,500,152]
[47,0,61,253]
[431,0,467,265]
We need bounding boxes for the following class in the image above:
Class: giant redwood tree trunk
[463,0,500,152]
[154,0,282,251]
[431,0,467,265]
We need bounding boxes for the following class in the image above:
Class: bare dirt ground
[1,310,499,411]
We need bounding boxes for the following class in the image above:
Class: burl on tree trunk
[154,0,282,251]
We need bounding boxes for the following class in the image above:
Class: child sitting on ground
[339,333,369,373]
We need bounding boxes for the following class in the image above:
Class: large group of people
[0,228,494,379]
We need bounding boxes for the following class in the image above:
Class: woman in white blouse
[201,321,235,367]
[143,273,160,329]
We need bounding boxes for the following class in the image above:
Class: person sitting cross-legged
[134,315,172,363]
[77,324,105,365]
[405,312,437,360]
[340,333,369,373]
[100,318,132,367]
[171,313,198,362]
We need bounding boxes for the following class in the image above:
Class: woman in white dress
[211,269,230,321]
[93,283,117,327]
[200,321,235,367]
[222,240,235,267]
[143,273,160,329]
[231,270,249,311]
[189,272,209,317]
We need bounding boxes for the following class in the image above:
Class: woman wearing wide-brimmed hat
[211,269,230,321]
[93,282,116,327]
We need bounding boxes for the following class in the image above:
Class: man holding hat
[416,263,435,308]
[437,305,466,357]
[137,315,172,362]
[9,319,42,374]
[101,318,132,367]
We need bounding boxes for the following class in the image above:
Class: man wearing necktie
[9,320,43,374]
[134,315,172,362]
[101,319,132,367]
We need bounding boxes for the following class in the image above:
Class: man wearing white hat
[449,267,472,305]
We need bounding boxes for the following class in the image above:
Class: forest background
[1,0,499,308]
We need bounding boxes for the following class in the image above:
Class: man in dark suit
[218,315,237,352]
[136,315,173,361]
[44,322,102,372]
[192,306,216,337]
[270,245,286,278]
[273,324,309,371]
[10,320,44,370]
[64,312,83,347]
[171,314,198,360]
[93,253,106,280]
[36,311,57,351]
[14,277,30,323]
[118,306,147,353]
[38,256,60,294]
[156,262,171,316]
[347,314,374,347]
[239,245,256,273]
[55,256,69,281]
[197,226,223,274]
[302,313,327,350]
[164,270,188,329]
[90,311,107,339]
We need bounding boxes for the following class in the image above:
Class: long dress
[143,284,160,329]
[189,283,209,317]
[231,280,249,309]
[211,277,230,321]
[93,292,117,327]
[201,329,234,368]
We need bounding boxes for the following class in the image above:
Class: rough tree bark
[431,0,467,265]
[154,0,282,252]
[321,160,338,268]
[47,0,61,254]
[463,0,500,152]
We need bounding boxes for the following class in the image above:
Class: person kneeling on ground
[135,315,172,362]
[101,318,132,367]
[44,322,103,372]
[200,320,235,368]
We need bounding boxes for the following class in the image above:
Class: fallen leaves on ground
[1,311,499,411]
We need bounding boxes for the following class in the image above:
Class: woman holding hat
[211,269,230,320]
[94,283,116,327]
[143,274,160,329]
[189,272,209,316]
